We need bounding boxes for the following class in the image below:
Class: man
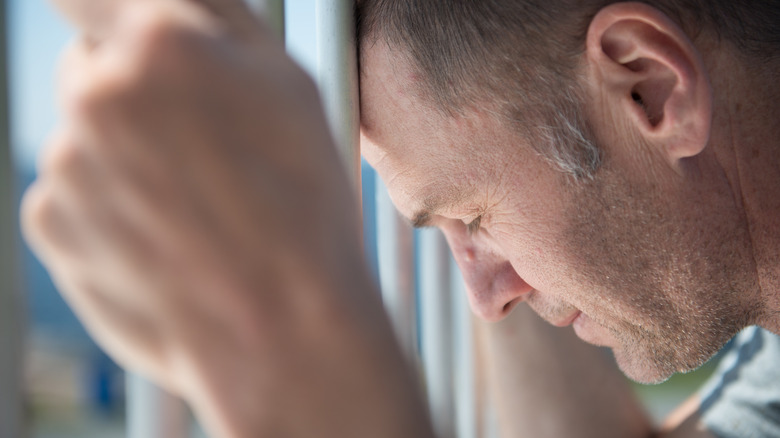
[22,0,780,437]
[358,1,780,436]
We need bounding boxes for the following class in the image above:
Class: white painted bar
[482,401,501,438]
[375,177,417,359]
[419,228,456,438]
[0,1,25,436]
[451,259,477,438]
[315,0,361,185]
[125,376,189,438]
[127,374,189,438]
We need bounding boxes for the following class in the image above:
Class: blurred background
[7,1,125,436]
[3,0,720,436]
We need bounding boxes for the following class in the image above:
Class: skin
[24,1,433,437]
[20,0,780,437]
[477,306,652,437]
[361,3,779,436]
[360,4,768,385]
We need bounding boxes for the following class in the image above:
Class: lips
[572,312,614,347]
[551,310,582,327]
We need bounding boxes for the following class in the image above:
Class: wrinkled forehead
[359,39,523,219]
[360,42,431,154]
[359,41,450,195]
[359,41,492,164]
[360,41,460,210]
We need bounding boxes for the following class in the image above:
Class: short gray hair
[356,0,780,179]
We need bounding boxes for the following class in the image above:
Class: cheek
[495,227,577,298]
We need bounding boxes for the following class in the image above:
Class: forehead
[359,41,511,218]
[359,41,445,163]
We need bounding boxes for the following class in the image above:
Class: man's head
[357,1,779,383]
[358,0,780,178]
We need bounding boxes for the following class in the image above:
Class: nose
[439,220,533,322]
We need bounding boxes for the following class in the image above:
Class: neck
[713,50,780,332]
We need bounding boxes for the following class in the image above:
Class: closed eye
[466,216,482,236]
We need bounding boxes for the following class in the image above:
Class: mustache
[526,295,579,325]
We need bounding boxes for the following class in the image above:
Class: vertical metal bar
[419,229,455,438]
[376,178,417,358]
[451,260,476,438]
[315,0,360,186]
[482,402,501,438]
[126,377,189,438]
[472,312,502,438]
[127,375,189,438]
[0,0,25,436]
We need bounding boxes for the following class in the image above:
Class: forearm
[172,268,436,438]
[479,304,653,438]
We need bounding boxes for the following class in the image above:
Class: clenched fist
[22,1,433,437]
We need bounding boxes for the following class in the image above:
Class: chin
[612,342,715,384]
[615,354,676,384]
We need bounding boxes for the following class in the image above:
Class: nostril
[461,260,533,322]
[470,296,523,323]
[502,298,521,315]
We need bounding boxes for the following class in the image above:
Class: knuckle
[20,183,60,249]
[38,133,84,177]
[64,12,206,121]
[59,48,130,121]
[127,6,208,77]
[66,72,127,123]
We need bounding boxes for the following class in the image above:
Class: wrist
[170,260,434,438]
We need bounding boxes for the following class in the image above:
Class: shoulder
[699,326,780,437]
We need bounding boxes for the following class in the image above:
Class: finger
[53,42,194,261]
[51,0,269,43]
[39,131,167,282]
[20,179,90,268]
[25,131,112,271]
[48,270,173,389]
[48,0,131,42]
[56,38,96,122]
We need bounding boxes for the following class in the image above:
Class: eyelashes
[466,215,482,235]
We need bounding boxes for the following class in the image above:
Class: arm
[478,304,715,438]
[24,0,434,437]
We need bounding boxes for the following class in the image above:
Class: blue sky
[8,0,318,171]
[8,0,70,170]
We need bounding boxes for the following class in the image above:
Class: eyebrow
[409,190,472,229]
[411,210,433,228]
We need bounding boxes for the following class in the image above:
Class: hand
[22,1,431,437]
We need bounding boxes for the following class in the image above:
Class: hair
[356,0,780,179]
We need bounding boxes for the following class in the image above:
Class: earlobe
[586,2,712,167]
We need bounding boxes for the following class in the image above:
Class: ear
[585,2,712,168]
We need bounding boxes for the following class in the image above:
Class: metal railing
[419,229,457,438]
[0,0,26,435]
[125,1,286,437]
[376,178,418,359]
[8,1,488,436]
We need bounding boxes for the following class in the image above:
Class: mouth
[551,310,582,327]
[571,312,614,347]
